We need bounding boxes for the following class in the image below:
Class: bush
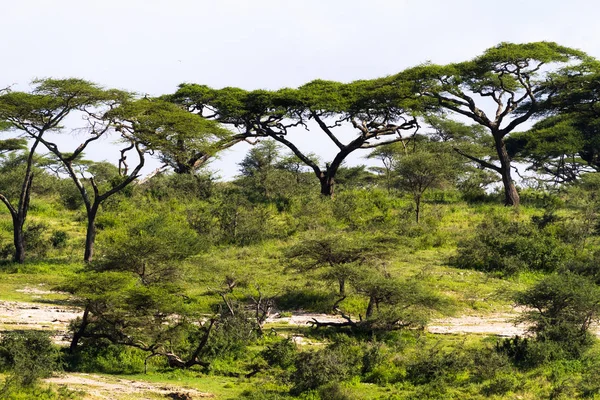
[291,345,360,394]
[0,331,61,387]
[405,344,471,385]
[23,221,51,259]
[317,383,359,400]
[515,272,600,359]
[50,230,68,248]
[481,372,520,396]
[261,339,297,369]
[451,213,570,275]
[67,341,147,374]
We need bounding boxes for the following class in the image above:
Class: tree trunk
[319,175,335,197]
[70,306,90,353]
[12,216,25,264]
[84,205,99,263]
[365,296,375,319]
[495,136,520,207]
[415,195,421,224]
[338,278,345,297]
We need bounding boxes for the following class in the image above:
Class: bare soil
[46,373,213,399]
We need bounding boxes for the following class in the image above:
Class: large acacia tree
[33,96,220,262]
[400,42,589,206]
[0,79,112,263]
[506,62,600,183]
[171,76,423,196]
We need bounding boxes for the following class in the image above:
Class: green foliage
[515,272,600,358]
[452,213,570,275]
[49,230,68,248]
[0,331,61,387]
[285,231,390,295]
[141,172,214,200]
[261,338,298,369]
[23,221,51,259]
[67,341,147,374]
[405,343,471,385]
[291,344,360,394]
[95,203,202,283]
[394,145,461,222]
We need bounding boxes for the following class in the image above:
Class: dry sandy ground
[46,373,213,399]
[265,310,530,336]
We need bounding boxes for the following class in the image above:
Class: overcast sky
[2,0,599,179]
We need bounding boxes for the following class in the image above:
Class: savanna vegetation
[2,41,600,399]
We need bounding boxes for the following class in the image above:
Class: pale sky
[2,0,599,179]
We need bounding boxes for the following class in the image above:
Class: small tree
[285,233,389,296]
[394,145,460,223]
[94,204,202,284]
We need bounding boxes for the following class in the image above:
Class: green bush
[291,345,360,394]
[515,272,600,359]
[0,331,61,387]
[451,213,570,275]
[317,382,360,400]
[481,372,520,396]
[50,230,68,248]
[405,344,471,385]
[261,338,297,369]
[67,341,147,374]
[23,221,51,259]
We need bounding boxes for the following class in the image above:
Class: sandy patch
[46,373,214,399]
[0,300,82,345]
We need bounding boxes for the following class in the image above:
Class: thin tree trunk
[12,215,25,264]
[365,296,375,319]
[84,205,99,263]
[415,195,421,224]
[70,306,90,353]
[338,278,345,297]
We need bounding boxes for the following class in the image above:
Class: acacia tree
[285,233,391,296]
[33,97,217,262]
[395,145,461,223]
[0,80,109,263]
[401,42,588,205]
[506,63,600,184]
[143,102,235,174]
[171,76,422,196]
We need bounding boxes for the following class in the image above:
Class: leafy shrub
[451,213,570,275]
[57,180,84,210]
[23,221,51,258]
[204,312,261,360]
[515,272,600,359]
[67,341,147,374]
[481,372,520,396]
[50,230,68,248]
[274,288,336,313]
[0,383,79,400]
[0,331,61,387]
[317,382,360,400]
[261,338,297,369]
[332,189,398,229]
[95,207,202,283]
[405,344,471,385]
[291,345,360,394]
